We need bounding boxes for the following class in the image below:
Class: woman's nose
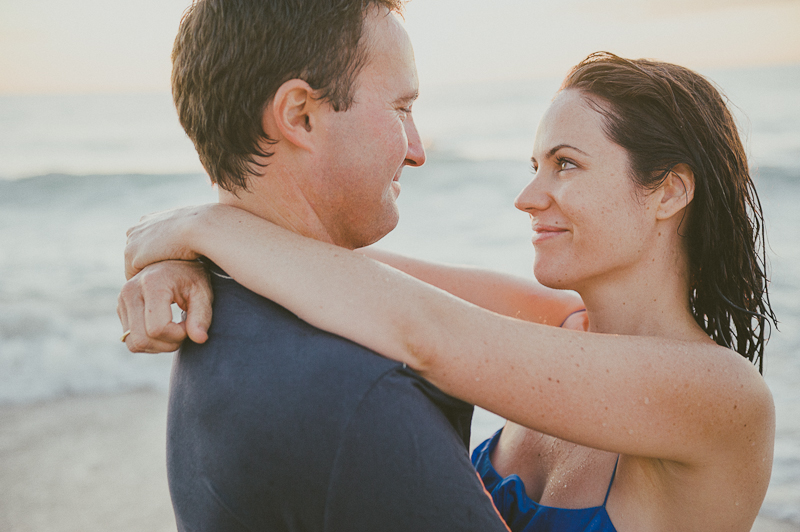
[514,174,551,213]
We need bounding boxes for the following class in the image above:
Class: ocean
[1,63,798,523]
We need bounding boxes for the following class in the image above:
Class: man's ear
[264,79,321,152]
[655,163,695,220]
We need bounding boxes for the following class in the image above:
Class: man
[118,1,511,530]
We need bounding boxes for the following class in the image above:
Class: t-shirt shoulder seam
[320,364,409,528]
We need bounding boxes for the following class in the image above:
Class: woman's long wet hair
[562,51,776,372]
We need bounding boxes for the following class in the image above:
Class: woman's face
[516,89,661,291]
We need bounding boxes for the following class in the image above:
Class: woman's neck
[577,254,710,343]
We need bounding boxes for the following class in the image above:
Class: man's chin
[352,208,400,249]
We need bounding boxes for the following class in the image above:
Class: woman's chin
[533,263,575,290]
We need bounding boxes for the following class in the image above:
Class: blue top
[472,430,618,532]
[167,264,510,532]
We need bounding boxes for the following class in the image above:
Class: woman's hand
[118,260,213,352]
[124,205,214,279]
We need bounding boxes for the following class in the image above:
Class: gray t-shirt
[166,266,508,532]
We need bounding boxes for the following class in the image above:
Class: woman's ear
[656,163,695,220]
[263,79,321,152]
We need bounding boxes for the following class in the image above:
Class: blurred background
[1,0,798,530]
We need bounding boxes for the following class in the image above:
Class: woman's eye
[559,159,577,171]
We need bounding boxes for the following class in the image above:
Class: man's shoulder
[179,265,473,431]
[181,264,468,409]
[203,265,400,373]
[167,267,498,532]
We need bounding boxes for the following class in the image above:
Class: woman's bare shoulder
[560,309,588,331]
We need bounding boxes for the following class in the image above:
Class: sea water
[0,64,798,523]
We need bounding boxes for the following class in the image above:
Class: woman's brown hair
[562,52,776,372]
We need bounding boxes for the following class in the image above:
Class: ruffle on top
[472,430,618,532]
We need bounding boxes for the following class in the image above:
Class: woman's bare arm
[119,213,582,352]
[125,204,774,468]
[357,247,584,326]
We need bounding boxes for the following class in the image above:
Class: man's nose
[404,116,426,167]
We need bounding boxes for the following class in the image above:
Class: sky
[0,0,799,94]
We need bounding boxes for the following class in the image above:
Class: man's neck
[217,169,340,247]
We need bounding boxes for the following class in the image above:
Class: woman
[122,53,776,531]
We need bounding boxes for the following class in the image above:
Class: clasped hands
[117,206,215,353]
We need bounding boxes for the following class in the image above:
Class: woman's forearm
[183,205,772,466]
[357,247,584,325]
[187,205,447,368]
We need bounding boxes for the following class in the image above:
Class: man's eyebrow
[395,90,419,104]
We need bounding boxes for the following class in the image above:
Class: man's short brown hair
[172,0,405,192]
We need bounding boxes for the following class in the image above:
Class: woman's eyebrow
[546,144,588,158]
[532,144,589,165]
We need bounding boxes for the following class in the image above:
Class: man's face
[307,8,426,249]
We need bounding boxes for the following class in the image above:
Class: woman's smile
[531,224,569,244]
[516,89,653,291]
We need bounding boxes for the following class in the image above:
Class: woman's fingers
[118,277,184,353]
[183,275,213,344]
[117,261,213,353]
[124,206,205,279]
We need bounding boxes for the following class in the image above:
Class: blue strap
[603,455,620,506]
[559,308,587,328]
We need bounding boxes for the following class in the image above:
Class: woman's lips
[531,225,567,243]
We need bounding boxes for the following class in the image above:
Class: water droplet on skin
[644,397,650,405]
